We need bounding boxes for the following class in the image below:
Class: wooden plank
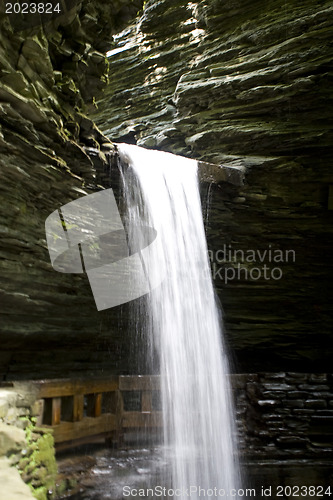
[141,391,152,412]
[77,378,119,395]
[37,377,119,398]
[36,376,163,397]
[39,380,76,398]
[52,397,61,426]
[122,411,162,428]
[43,414,118,443]
[119,375,160,391]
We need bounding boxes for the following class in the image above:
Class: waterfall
[117,143,241,498]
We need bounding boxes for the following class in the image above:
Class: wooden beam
[37,377,119,398]
[119,375,160,391]
[42,414,118,443]
[122,411,162,428]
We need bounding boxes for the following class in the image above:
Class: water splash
[118,143,241,498]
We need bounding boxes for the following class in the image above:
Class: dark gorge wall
[93,0,333,373]
[0,0,332,378]
[0,0,143,380]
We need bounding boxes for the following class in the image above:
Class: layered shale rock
[93,0,333,371]
[0,0,332,377]
[0,1,143,380]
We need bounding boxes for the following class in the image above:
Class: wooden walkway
[36,376,162,449]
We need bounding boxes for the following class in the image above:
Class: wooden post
[73,394,84,422]
[94,393,102,417]
[87,393,102,417]
[52,397,61,426]
[112,390,124,448]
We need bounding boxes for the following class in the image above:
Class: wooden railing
[35,375,162,448]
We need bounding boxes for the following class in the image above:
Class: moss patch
[19,418,57,500]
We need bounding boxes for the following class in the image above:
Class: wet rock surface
[56,446,166,499]
[0,0,332,377]
[233,373,333,460]
[55,446,333,500]
[0,1,143,380]
[93,0,333,372]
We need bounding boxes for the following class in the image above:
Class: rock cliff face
[0,1,143,379]
[93,0,333,372]
[0,0,332,377]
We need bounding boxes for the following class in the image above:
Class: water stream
[117,144,241,498]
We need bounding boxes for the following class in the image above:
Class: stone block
[299,385,330,391]
[0,457,35,499]
[261,413,283,420]
[31,399,44,420]
[262,383,294,391]
[293,409,315,415]
[0,399,9,419]
[314,411,333,419]
[276,436,308,446]
[285,419,308,431]
[282,399,304,409]
[309,374,327,383]
[261,391,286,399]
[258,400,280,407]
[304,399,327,409]
[3,408,19,425]
[263,372,286,380]
[0,390,17,407]
[0,423,26,456]
[312,392,333,398]
[286,373,308,382]
[278,408,292,415]
[286,391,308,399]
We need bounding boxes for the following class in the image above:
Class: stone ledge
[0,458,35,500]
[198,160,245,185]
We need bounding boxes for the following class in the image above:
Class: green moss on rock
[19,420,57,500]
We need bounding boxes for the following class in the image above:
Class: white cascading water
[117,143,241,498]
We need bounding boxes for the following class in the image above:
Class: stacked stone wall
[233,373,333,460]
[0,385,57,500]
